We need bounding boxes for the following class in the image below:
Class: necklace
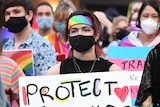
[73,57,97,73]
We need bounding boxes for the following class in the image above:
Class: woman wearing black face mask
[46,10,121,75]
[108,15,130,47]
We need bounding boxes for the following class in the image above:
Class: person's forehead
[58,14,69,21]
[71,24,92,29]
[55,13,70,22]
[36,5,53,13]
[116,21,128,28]
[5,6,25,12]
[141,5,158,14]
[132,2,142,9]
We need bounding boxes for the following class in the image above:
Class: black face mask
[116,29,130,40]
[69,35,95,52]
[4,16,28,33]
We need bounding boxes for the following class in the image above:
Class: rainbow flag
[2,49,34,76]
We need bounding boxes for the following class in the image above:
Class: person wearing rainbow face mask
[46,10,121,75]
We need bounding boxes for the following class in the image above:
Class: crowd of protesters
[0,0,160,107]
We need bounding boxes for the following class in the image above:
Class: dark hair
[104,7,120,22]
[2,0,35,25]
[36,2,54,14]
[66,10,104,57]
[137,0,160,28]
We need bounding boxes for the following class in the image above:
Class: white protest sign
[19,71,132,107]
[129,71,143,105]
[129,71,143,85]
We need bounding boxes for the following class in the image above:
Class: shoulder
[31,31,56,54]
[149,42,160,53]
[119,35,130,46]
[108,40,120,46]
[119,31,139,47]
[46,62,61,75]
[0,56,23,73]
[99,57,112,63]
[46,58,73,75]
[3,38,14,49]
[98,58,121,71]
[155,42,160,49]
[148,42,160,58]
[98,58,113,68]
[0,56,17,65]
[60,58,72,69]
[32,30,53,46]
[109,64,122,71]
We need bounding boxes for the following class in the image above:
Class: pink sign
[108,58,146,71]
[107,46,152,107]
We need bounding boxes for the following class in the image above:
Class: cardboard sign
[107,46,152,107]
[107,46,152,71]
[2,49,34,76]
[19,72,132,107]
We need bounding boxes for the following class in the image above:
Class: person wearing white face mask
[119,0,160,47]
[140,18,159,35]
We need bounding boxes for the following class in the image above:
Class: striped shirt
[0,56,24,102]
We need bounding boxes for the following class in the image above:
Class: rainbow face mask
[68,15,93,31]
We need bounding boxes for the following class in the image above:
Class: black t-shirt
[60,57,113,74]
